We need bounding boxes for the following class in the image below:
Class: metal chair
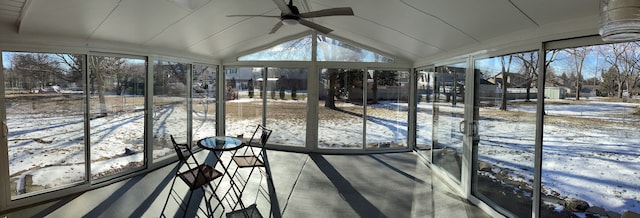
[227,124,273,213]
[161,135,224,218]
[232,125,271,168]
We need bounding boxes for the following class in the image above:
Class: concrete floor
[2,150,493,218]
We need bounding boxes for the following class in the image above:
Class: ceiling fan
[227,0,354,34]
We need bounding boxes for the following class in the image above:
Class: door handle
[2,121,7,137]
[459,120,465,134]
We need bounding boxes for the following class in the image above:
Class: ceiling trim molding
[507,0,539,27]
[87,0,122,40]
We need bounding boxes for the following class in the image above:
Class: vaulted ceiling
[0,0,600,65]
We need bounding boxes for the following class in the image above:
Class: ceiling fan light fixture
[282,18,299,25]
[599,0,640,42]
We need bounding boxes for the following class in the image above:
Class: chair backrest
[170,135,188,163]
[247,124,272,147]
[259,126,272,147]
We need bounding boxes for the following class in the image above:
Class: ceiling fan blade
[272,0,292,14]
[269,21,284,34]
[299,19,333,34]
[299,7,354,18]
[226,15,280,18]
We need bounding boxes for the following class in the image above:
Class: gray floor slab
[1,150,494,218]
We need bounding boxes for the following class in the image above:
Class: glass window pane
[238,36,312,61]
[416,68,435,160]
[225,67,264,137]
[192,64,217,141]
[89,55,146,179]
[543,43,640,216]
[318,68,365,149]
[432,63,466,181]
[265,67,308,147]
[365,70,409,148]
[473,52,537,217]
[317,36,394,63]
[4,51,86,197]
[152,60,189,161]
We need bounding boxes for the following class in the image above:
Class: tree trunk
[500,72,508,110]
[371,76,378,104]
[617,80,624,98]
[96,70,108,114]
[575,82,581,101]
[325,70,336,108]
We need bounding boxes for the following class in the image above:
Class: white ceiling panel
[321,1,472,52]
[511,0,599,26]
[189,17,307,57]
[145,0,279,52]
[89,0,190,44]
[2,0,601,63]
[401,0,537,41]
[19,0,119,37]
[314,17,440,62]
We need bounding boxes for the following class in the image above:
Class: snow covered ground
[6,97,639,214]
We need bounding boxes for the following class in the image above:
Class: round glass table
[197,136,244,151]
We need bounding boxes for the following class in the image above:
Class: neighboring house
[487,72,531,88]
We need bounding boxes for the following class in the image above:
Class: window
[225,67,264,136]
[152,60,189,161]
[365,70,409,148]
[432,63,466,181]
[318,68,365,149]
[89,55,146,179]
[317,36,394,62]
[238,36,312,61]
[542,42,640,216]
[191,64,217,141]
[473,51,538,217]
[4,51,87,197]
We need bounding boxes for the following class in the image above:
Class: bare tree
[55,54,83,85]
[565,47,589,100]
[89,56,125,114]
[514,50,558,102]
[324,68,338,108]
[601,66,619,96]
[602,42,635,98]
[11,53,64,91]
[622,42,640,98]
[317,35,366,108]
[500,55,513,111]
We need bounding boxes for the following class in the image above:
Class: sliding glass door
[415,67,436,161]
[472,52,537,217]
[432,63,467,182]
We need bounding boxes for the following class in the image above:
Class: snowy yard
[6,96,639,215]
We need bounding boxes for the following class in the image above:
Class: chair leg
[183,191,194,218]
[201,187,213,217]
[206,182,225,214]
[160,176,179,217]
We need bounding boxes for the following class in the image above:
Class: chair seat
[178,164,222,190]
[232,155,264,168]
